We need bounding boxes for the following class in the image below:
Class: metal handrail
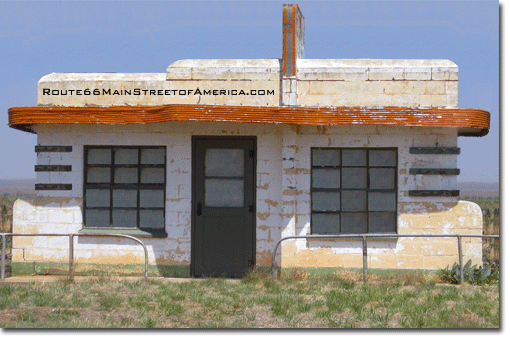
[271,233,500,283]
[0,233,149,281]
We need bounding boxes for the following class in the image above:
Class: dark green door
[192,137,256,277]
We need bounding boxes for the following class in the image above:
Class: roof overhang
[8,104,490,137]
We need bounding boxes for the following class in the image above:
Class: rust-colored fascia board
[8,104,490,137]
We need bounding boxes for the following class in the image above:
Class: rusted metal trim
[408,190,460,197]
[35,165,72,172]
[8,105,490,137]
[292,4,296,76]
[35,184,72,191]
[410,147,461,154]
[282,5,290,76]
[35,145,73,153]
[409,168,460,175]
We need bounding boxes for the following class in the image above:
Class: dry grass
[0,269,499,329]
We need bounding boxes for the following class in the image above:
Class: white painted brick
[47,209,75,224]
[166,67,192,80]
[368,68,405,81]
[24,120,467,269]
[431,68,458,81]
[404,68,432,80]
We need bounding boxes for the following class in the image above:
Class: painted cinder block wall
[13,122,285,267]
[37,59,458,108]
[12,120,482,270]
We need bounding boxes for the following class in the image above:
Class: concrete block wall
[296,59,458,107]
[37,60,281,107]
[280,124,481,269]
[13,122,480,270]
[37,58,457,108]
[15,122,285,267]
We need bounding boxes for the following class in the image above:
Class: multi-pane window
[311,148,397,234]
[84,146,166,235]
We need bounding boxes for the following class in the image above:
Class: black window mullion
[312,147,397,235]
[84,146,166,233]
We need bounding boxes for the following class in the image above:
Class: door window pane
[312,214,340,234]
[369,168,395,189]
[113,190,138,208]
[114,148,138,164]
[342,149,366,166]
[312,149,340,167]
[342,168,367,189]
[205,179,244,207]
[369,150,396,167]
[141,148,165,165]
[140,190,165,208]
[341,213,367,233]
[341,191,366,212]
[112,210,137,228]
[368,212,395,233]
[141,168,165,184]
[87,167,111,183]
[312,192,340,211]
[114,168,138,184]
[86,210,110,227]
[87,149,111,165]
[312,169,340,188]
[368,192,396,211]
[86,189,110,207]
[206,149,244,177]
[140,210,165,229]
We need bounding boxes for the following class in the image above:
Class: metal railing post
[362,236,368,283]
[269,233,499,283]
[1,234,6,280]
[69,234,75,281]
[457,235,464,284]
[74,233,149,279]
[0,233,150,281]
[271,237,284,281]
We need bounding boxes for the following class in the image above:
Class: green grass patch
[10,262,191,278]
[0,269,500,328]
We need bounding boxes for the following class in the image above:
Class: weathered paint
[35,184,72,191]
[408,190,460,197]
[28,58,462,109]
[34,165,73,172]
[35,146,73,153]
[410,147,461,154]
[289,201,482,270]
[282,4,304,77]
[9,105,490,137]
[409,168,460,175]
[9,121,484,271]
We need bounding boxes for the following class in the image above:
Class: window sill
[78,228,167,239]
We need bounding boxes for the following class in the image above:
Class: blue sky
[0,0,499,183]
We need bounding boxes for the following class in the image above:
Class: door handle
[197,202,202,216]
